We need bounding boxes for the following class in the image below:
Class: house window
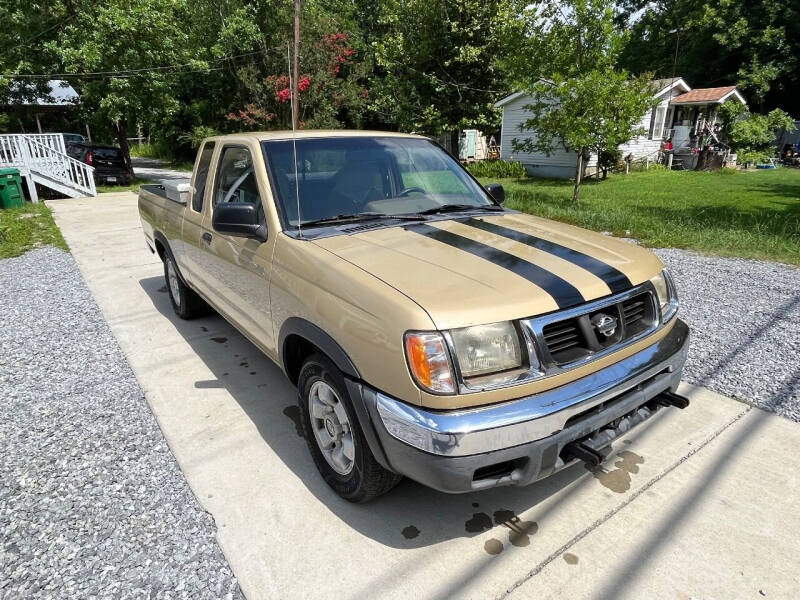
[650,106,667,140]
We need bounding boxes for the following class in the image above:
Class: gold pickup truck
[139,131,689,502]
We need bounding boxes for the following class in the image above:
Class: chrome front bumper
[376,319,688,457]
[353,319,688,493]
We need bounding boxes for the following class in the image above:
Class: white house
[495,78,746,178]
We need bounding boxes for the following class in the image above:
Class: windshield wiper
[299,212,427,228]
[415,203,504,216]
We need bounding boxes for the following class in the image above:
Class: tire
[298,354,402,502]
[163,254,209,319]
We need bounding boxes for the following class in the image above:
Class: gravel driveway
[655,249,800,422]
[0,248,242,599]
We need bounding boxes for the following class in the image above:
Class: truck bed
[138,183,190,255]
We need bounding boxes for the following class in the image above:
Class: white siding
[499,95,586,178]
[498,86,688,175]
[619,88,683,160]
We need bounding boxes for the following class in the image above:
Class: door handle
[202,232,212,245]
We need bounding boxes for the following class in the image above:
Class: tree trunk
[572,149,584,202]
[116,120,133,175]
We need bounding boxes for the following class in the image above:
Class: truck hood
[313,213,664,329]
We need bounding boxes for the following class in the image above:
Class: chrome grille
[542,321,582,353]
[525,285,659,370]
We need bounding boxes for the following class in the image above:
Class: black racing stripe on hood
[407,223,585,309]
[461,218,633,293]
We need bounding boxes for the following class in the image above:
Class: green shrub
[130,141,174,160]
[467,160,527,179]
[178,125,219,150]
[737,149,770,165]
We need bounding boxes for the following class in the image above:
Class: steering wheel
[397,186,426,197]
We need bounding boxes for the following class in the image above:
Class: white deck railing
[0,133,96,198]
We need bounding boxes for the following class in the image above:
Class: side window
[192,141,215,213]
[214,146,261,208]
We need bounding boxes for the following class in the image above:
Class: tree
[367,0,522,138]
[718,101,795,163]
[44,0,210,168]
[509,0,655,202]
[0,0,65,104]
[618,0,800,114]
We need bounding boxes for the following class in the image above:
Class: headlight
[404,332,456,394]
[450,321,522,378]
[650,269,678,320]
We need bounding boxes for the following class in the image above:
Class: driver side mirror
[485,183,505,204]
[212,203,267,242]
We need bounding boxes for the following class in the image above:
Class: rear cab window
[192,142,216,213]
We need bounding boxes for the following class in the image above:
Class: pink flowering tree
[228,28,369,131]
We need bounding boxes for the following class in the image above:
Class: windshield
[261,136,493,227]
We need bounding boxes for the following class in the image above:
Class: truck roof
[207,130,423,142]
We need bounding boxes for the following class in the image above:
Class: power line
[376,54,506,95]
[0,48,278,80]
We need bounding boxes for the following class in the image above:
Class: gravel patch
[0,247,243,599]
[655,249,800,421]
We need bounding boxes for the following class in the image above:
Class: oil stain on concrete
[466,509,538,554]
[465,512,493,533]
[590,450,644,493]
[282,405,305,438]
[484,539,503,555]
[563,553,579,565]
[157,285,167,293]
[401,525,420,539]
[494,510,538,547]
[211,337,227,344]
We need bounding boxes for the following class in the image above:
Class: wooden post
[35,113,43,134]
[292,0,301,130]
[667,153,673,170]
[85,123,92,142]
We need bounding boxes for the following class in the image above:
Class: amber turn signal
[404,332,456,394]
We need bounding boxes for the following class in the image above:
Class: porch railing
[0,134,96,197]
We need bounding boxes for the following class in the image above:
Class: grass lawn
[478,168,800,265]
[95,177,152,194]
[0,204,68,259]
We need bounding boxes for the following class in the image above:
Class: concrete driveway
[49,192,800,600]
[131,157,190,182]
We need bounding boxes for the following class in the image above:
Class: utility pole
[292,0,301,130]
[668,28,681,86]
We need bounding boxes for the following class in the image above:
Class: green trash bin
[0,168,25,209]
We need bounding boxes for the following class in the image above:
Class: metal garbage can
[0,168,25,208]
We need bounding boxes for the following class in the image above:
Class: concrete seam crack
[495,405,752,600]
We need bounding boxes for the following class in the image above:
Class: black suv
[67,143,133,185]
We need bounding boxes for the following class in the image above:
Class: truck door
[179,140,216,294]
[196,143,276,354]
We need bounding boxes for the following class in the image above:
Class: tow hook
[655,390,691,409]
[562,441,606,467]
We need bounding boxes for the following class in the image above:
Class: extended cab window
[214,146,262,208]
[192,141,215,212]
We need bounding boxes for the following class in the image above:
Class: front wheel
[298,354,401,502]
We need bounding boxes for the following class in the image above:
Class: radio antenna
[288,42,302,238]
